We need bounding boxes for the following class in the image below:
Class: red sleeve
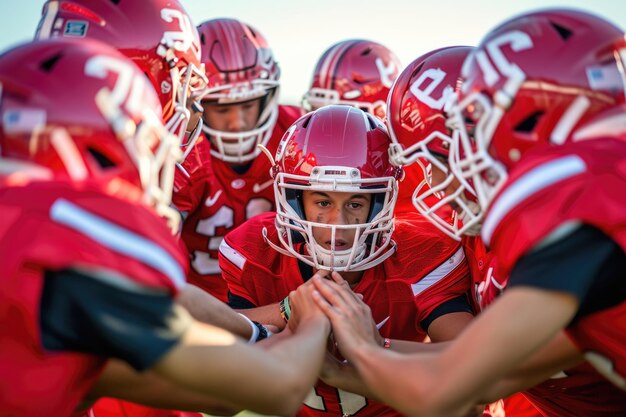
[412,246,470,324]
[218,212,299,306]
[3,183,187,295]
[390,213,471,324]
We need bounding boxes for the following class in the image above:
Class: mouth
[324,239,349,250]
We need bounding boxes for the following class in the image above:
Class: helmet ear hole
[87,147,116,169]
[514,111,543,134]
[40,53,63,72]
[549,21,574,40]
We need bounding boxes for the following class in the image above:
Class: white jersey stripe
[411,247,465,296]
[482,155,587,244]
[50,199,185,289]
[219,238,247,270]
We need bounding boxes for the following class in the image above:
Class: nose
[225,108,248,132]
[326,207,350,232]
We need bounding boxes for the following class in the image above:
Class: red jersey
[220,211,470,417]
[81,399,201,417]
[480,138,626,411]
[0,181,186,417]
[173,104,301,301]
[395,162,426,213]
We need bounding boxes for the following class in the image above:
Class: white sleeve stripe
[411,247,465,296]
[219,239,247,270]
[50,199,185,289]
[481,155,587,244]
[73,266,169,295]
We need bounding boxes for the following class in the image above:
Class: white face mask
[266,166,398,272]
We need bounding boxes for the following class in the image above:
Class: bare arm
[478,330,584,402]
[85,359,239,415]
[237,302,287,330]
[319,284,578,417]
[153,284,331,417]
[177,284,254,339]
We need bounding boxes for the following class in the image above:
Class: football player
[0,38,330,417]
[311,8,626,417]
[388,44,626,417]
[173,17,302,301]
[219,105,475,417]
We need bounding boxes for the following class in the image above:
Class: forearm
[237,302,286,330]
[478,331,584,402]
[177,284,252,338]
[321,357,382,400]
[154,318,329,416]
[89,359,240,415]
[351,344,444,417]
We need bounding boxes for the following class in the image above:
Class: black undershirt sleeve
[420,294,474,332]
[40,268,191,371]
[508,224,626,320]
[228,291,257,309]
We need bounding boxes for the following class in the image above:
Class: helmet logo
[467,30,533,89]
[410,67,454,110]
[161,80,172,94]
[375,57,396,88]
[160,8,195,54]
[85,55,152,118]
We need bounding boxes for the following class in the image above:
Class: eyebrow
[310,191,370,200]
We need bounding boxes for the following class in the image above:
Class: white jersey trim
[481,155,587,244]
[50,198,185,289]
[411,246,465,296]
[219,238,247,270]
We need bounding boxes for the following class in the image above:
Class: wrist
[279,295,291,322]
[238,313,272,343]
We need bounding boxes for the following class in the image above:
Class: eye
[347,201,365,210]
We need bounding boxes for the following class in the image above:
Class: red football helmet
[447,8,626,216]
[195,18,281,163]
[387,46,478,240]
[302,39,402,121]
[265,105,403,271]
[35,0,207,158]
[0,38,180,229]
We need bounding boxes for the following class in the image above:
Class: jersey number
[304,386,367,416]
[192,198,272,275]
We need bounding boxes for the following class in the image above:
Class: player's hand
[311,272,380,361]
[287,280,329,332]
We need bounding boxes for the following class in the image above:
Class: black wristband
[252,320,270,342]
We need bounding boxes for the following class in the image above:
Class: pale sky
[1,0,625,104]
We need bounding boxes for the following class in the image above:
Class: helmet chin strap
[307,241,367,271]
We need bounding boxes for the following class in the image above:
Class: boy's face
[201,98,262,133]
[302,190,372,251]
